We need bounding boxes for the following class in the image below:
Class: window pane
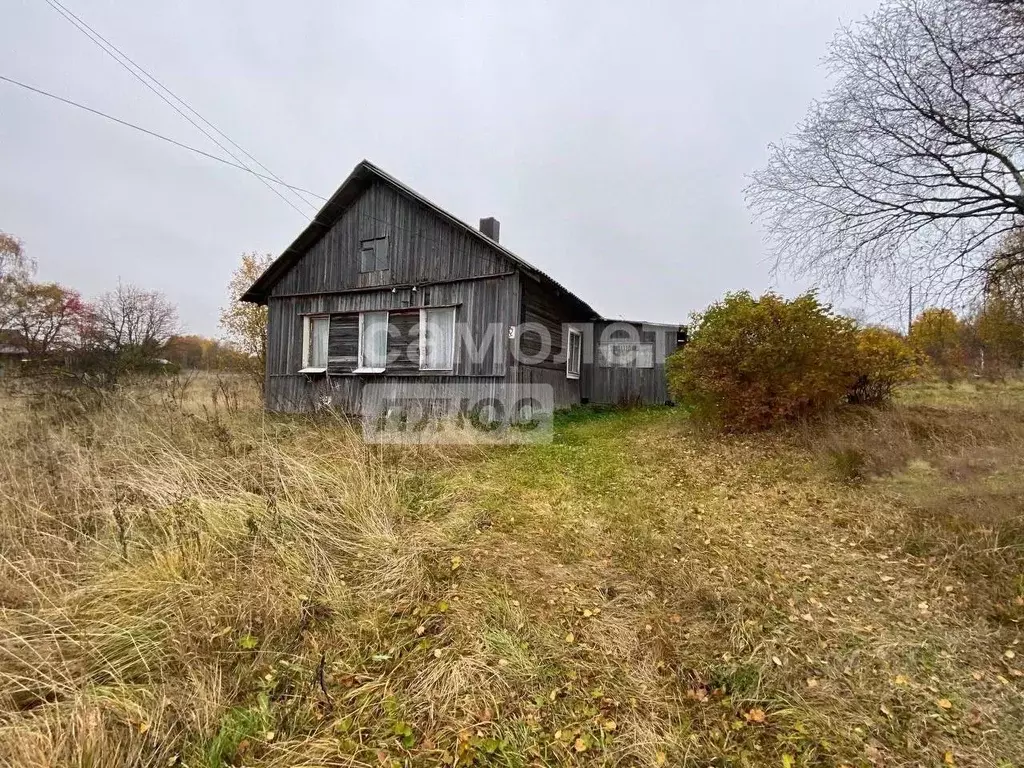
[421,307,455,370]
[360,311,388,369]
[567,330,581,376]
[309,317,329,368]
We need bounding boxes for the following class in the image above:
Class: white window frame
[566,327,582,379]
[299,314,329,373]
[419,306,457,372]
[355,310,389,374]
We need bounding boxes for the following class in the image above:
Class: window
[566,327,582,379]
[359,236,389,272]
[357,311,389,372]
[301,315,329,372]
[420,306,456,371]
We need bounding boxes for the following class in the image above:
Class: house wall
[269,179,513,298]
[582,321,680,406]
[515,275,593,409]
[266,274,520,413]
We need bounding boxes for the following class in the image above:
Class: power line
[2,75,509,274]
[42,0,313,219]
[44,0,320,213]
[0,74,327,201]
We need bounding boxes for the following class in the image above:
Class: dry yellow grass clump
[0,375,1022,767]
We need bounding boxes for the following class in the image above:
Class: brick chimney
[479,217,500,243]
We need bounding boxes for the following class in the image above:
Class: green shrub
[667,292,859,430]
[847,326,919,405]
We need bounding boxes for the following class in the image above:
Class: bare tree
[86,282,179,360]
[748,0,1024,300]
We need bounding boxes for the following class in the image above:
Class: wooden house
[242,160,682,416]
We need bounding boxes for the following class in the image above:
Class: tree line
[0,231,270,383]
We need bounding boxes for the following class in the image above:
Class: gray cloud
[2,0,880,335]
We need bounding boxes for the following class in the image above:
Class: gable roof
[241,159,600,318]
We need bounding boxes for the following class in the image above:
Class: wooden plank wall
[269,179,513,297]
[581,322,680,406]
[515,275,593,408]
[265,274,520,413]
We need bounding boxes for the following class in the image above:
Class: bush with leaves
[667,292,861,430]
[847,326,919,404]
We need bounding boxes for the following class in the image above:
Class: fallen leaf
[1005,650,1016,660]
[603,719,617,731]
[944,750,955,766]
[415,625,426,636]
[138,721,151,734]
[782,754,795,768]
[583,609,593,618]
[655,751,667,766]
[564,632,575,644]
[806,677,819,688]
[450,556,462,571]
[894,674,909,686]
[937,698,953,710]
[879,703,893,719]
[772,655,783,667]
[745,708,767,724]
[574,737,588,753]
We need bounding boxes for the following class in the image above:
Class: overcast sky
[2,0,882,335]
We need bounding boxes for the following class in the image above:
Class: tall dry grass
[0,376,452,766]
[1,375,1022,767]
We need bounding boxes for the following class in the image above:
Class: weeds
[0,377,1022,766]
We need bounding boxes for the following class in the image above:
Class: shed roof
[241,159,600,318]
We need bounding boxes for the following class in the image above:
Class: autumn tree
[973,298,1024,372]
[220,252,272,388]
[910,308,965,374]
[748,0,1024,298]
[7,281,86,357]
[0,232,33,331]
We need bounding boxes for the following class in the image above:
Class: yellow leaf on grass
[944,750,955,766]
[894,674,909,685]
[574,737,588,753]
[564,632,575,644]
[744,708,767,724]
[937,698,953,710]
[782,754,795,768]
[603,719,617,731]
[450,556,462,571]
[655,751,667,766]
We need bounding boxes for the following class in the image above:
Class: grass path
[424,399,1024,766]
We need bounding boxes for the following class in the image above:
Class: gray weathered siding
[582,322,680,406]
[515,276,592,408]
[269,179,512,298]
[266,274,520,413]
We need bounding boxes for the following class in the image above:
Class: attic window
[359,236,389,273]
